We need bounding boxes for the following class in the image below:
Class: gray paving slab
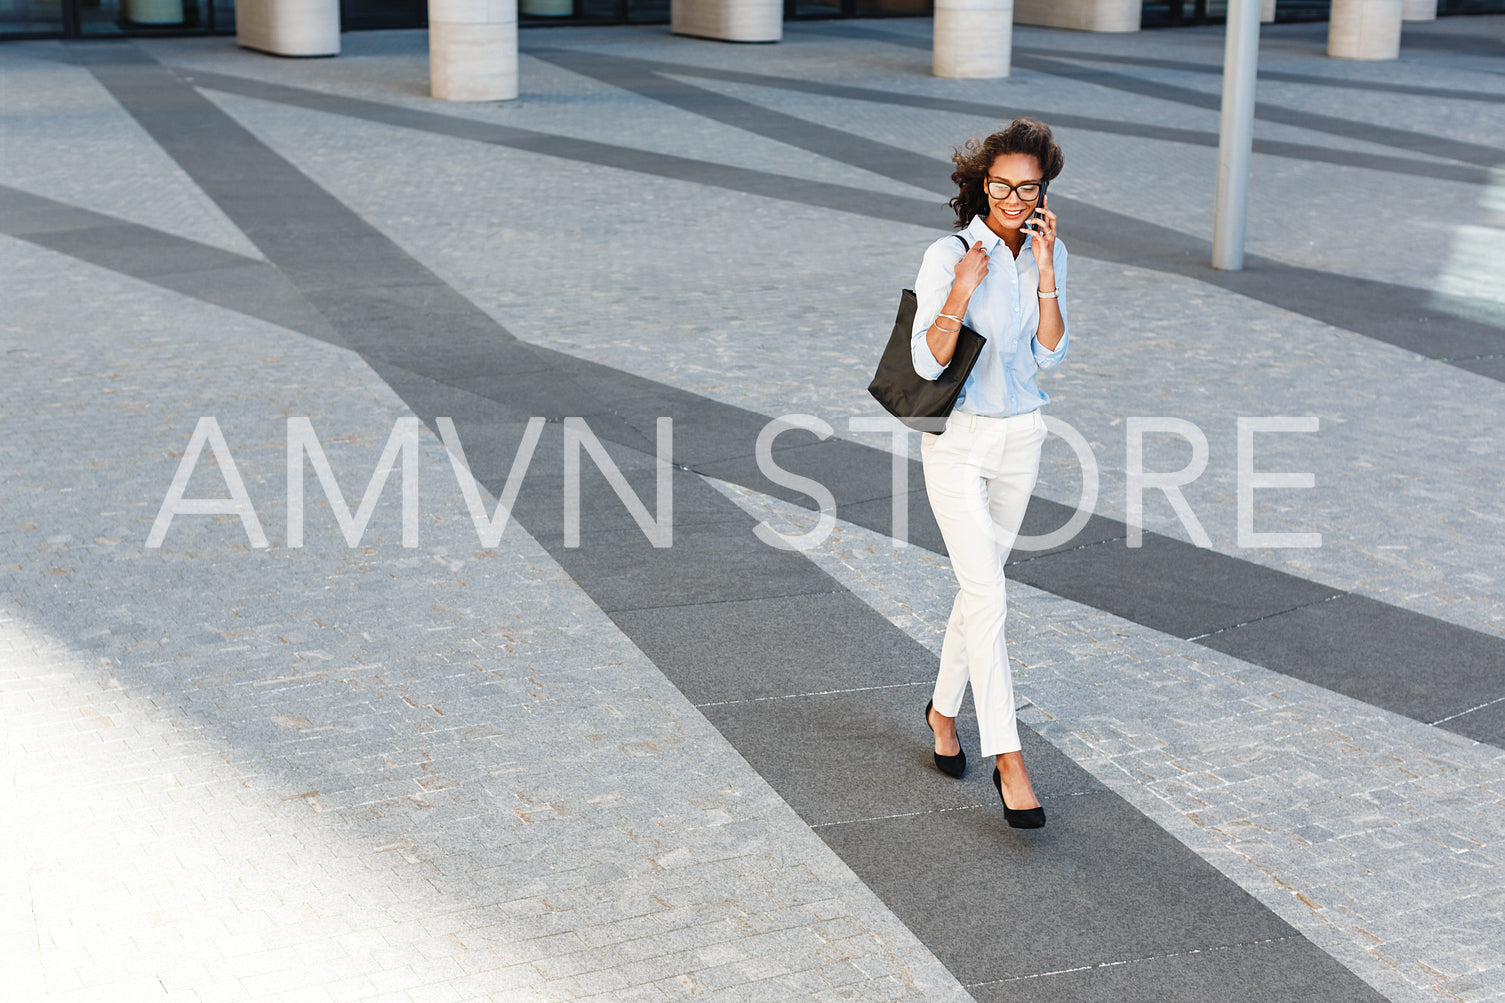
[178,49,1503,369]
[0,43,264,260]
[612,592,934,705]
[1007,532,1342,640]
[814,802,1344,990]
[6,17,1505,1002]
[535,516,844,612]
[0,185,337,340]
[71,39,1404,1001]
[713,478,1505,1002]
[1199,594,1505,742]
[17,53,1502,738]
[965,935,1386,1003]
[526,41,1502,371]
[701,691,1102,826]
[1011,45,1505,104]
[643,55,1492,185]
[1006,52,1505,167]
[0,236,968,1002]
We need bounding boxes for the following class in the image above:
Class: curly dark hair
[948,118,1065,230]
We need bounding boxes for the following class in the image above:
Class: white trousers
[921,410,1047,757]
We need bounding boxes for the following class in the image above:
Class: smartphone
[1030,183,1049,230]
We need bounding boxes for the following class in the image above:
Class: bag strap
[953,234,969,253]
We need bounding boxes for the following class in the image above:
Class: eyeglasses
[986,179,1043,201]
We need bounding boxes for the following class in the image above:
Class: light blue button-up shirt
[910,214,1069,418]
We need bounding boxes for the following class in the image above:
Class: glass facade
[1,0,65,35]
[787,0,931,18]
[518,0,672,26]
[1143,0,1504,27]
[1,0,1500,39]
[1,0,232,37]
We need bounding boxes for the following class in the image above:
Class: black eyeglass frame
[985,178,1047,202]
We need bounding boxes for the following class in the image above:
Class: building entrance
[0,0,233,37]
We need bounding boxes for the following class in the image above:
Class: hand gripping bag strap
[867,234,986,432]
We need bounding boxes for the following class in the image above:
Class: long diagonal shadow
[810,21,1505,167]
[527,45,1491,184]
[34,43,1405,999]
[1011,45,1505,105]
[115,57,1501,375]
[8,175,1503,745]
[526,48,1505,377]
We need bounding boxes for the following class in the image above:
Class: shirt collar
[965,214,1029,255]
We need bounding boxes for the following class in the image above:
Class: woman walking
[914,119,1068,829]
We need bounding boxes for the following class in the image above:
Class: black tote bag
[867,237,986,431]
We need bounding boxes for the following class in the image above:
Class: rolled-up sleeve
[1032,239,1069,369]
[910,239,962,381]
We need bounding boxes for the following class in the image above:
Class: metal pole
[1212,0,1261,271]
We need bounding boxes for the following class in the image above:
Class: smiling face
[983,152,1045,238]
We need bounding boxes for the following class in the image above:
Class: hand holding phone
[1024,184,1052,243]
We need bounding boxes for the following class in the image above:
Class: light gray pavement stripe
[1011,52,1505,168]
[8,165,1502,744]
[1013,46,1505,104]
[160,67,945,229]
[10,27,1500,1000]
[813,22,1505,169]
[14,47,1505,742]
[75,41,1394,1000]
[714,477,1505,1003]
[0,241,972,1002]
[0,185,340,343]
[549,47,1492,186]
[526,48,1505,375]
[171,61,1500,369]
[133,60,1501,371]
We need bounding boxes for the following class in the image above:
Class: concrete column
[429,0,518,102]
[1261,0,1276,23]
[671,0,782,43]
[934,0,1013,79]
[1401,0,1437,20]
[1328,0,1403,60]
[236,0,340,57]
[1013,0,1139,32]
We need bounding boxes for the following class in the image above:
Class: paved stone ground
[2,13,1503,1003]
[711,478,1505,1002]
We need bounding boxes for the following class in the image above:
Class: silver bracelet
[938,313,963,323]
[1037,288,1059,299]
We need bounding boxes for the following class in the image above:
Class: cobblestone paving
[3,13,1503,1002]
[0,245,966,1001]
[710,479,1505,1003]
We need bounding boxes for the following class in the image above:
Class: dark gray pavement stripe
[169,67,946,229]
[0,185,342,344]
[1013,52,1505,167]
[545,345,1505,747]
[14,106,1504,748]
[381,368,1389,1003]
[527,48,1505,371]
[1014,46,1505,104]
[165,66,1500,370]
[528,46,1490,186]
[76,42,1392,1000]
[526,51,954,193]
[811,22,1505,167]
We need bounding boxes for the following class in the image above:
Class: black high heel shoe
[993,767,1046,829]
[924,700,966,779]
